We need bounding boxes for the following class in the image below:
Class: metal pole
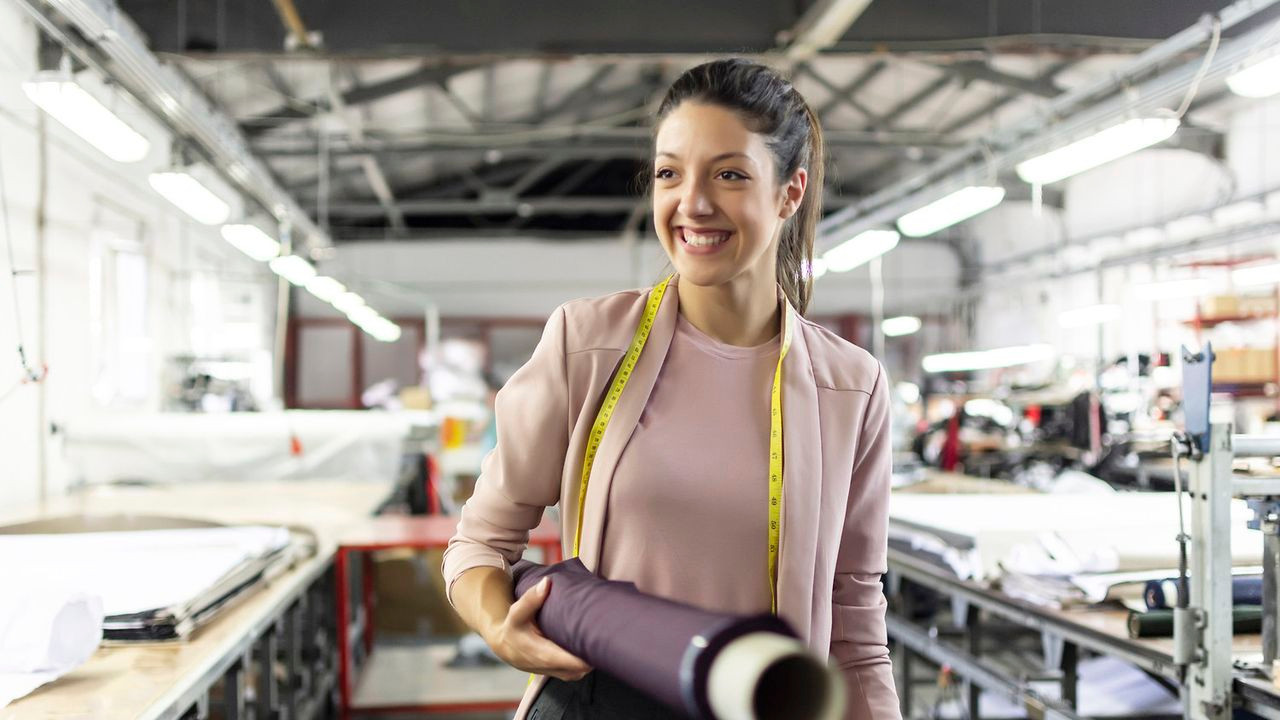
[1234,435,1280,458]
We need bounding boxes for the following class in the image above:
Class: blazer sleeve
[831,363,902,720]
[442,305,570,605]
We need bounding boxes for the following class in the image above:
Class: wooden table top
[0,479,394,720]
[337,513,560,551]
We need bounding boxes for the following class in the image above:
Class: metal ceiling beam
[326,64,406,232]
[252,127,960,157]
[308,194,855,218]
[939,60,1064,98]
[809,60,886,123]
[308,196,644,217]
[16,0,333,250]
[525,63,616,124]
[939,60,1075,135]
[817,0,1280,249]
[779,0,876,60]
[874,73,956,130]
[241,61,481,136]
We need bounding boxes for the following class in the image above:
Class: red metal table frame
[335,514,562,717]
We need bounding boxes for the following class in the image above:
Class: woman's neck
[677,273,781,347]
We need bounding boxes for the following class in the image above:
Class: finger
[508,577,549,626]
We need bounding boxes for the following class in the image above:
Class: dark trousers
[528,670,689,720]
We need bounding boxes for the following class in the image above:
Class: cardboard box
[1216,348,1278,383]
[1239,295,1278,317]
[372,548,470,638]
[1202,295,1239,319]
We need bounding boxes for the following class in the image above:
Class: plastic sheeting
[60,411,432,484]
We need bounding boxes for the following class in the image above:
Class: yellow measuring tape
[571,274,793,612]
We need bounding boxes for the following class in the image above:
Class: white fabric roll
[0,578,104,708]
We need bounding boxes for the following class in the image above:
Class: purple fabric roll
[512,558,797,718]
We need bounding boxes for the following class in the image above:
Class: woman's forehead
[654,103,769,163]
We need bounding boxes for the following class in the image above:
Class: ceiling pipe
[817,0,1280,249]
[15,0,333,252]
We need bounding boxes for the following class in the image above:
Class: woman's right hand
[483,577,592,682]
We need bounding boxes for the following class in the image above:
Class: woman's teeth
[684,230,729,247]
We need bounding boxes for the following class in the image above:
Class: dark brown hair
[654,58,824,314]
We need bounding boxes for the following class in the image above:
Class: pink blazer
[443,275,901,720]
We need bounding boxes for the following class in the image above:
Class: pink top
[599,313,780,614]
[443,278,901,720]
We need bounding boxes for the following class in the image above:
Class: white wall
[0,5,275,509]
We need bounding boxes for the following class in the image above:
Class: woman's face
[652,102,806,291]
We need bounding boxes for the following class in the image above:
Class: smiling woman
[445,59,900,720]
[651,59,824,348]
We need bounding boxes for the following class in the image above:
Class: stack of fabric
[889,492,1264,610]
[1125,574,1264,638]
[0,524,303,641]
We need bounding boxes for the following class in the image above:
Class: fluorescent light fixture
[823,229,900,272]
[305,276,346,302]
[1227,51,1280,98]
[922,344,1054,373]
[896,186,1005,238]
[1232,262,1280,287]
[220,224,280,262]
[1058,303,1121,328]
[1123,227,1164,247]
[267,255,316,286]
[347,305,379,325]
[1212,200,1265,226]
[149,171,231,225]
[1164,213,1213,241]
[882,315,922,337]
[22,73,150,163]
[1133,277,1213,301]
[360,317,402,343]
[331,291,365,314]
[1015,117,1180,185]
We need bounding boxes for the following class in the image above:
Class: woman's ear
[779,168,808,220]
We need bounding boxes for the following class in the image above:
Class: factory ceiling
[107,0,1258,242]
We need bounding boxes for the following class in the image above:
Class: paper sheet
[0,526,289,616]
[0,576,103,708]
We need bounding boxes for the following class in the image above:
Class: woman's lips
[677,227,732,255]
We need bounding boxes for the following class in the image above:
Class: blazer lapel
[576,276,681,572]
[777,296,822,643]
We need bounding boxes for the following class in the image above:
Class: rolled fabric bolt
[512,558,843,720]
[1143,575,1263,610]
[1127,605,1263,638]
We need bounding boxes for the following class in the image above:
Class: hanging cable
[0,135,49,405]
[1175,17,1222,118]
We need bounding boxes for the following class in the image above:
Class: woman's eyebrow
[655,151,755,164]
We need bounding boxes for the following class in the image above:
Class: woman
[443,59,900,720]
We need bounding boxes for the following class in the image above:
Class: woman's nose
[678,179,713,218]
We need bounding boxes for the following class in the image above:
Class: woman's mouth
[677,227,732,254]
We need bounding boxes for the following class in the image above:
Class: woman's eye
[718,170,747,181]
[655,168,676,180]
